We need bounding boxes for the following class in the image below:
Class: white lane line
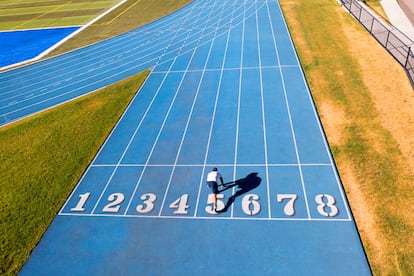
[265,0,311,219]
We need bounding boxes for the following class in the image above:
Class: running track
[10,0,371,274]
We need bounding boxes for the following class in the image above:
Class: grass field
[0,0,122,30]
[0,71,149,275]
[1,0,413,275]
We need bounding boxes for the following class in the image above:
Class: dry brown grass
[280,0,414,274]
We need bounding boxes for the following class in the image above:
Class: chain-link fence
[339,0,414,86]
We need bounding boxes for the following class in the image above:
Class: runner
[206,167,224,212]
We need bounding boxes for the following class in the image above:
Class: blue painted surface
[15,0,370,274]
[21,216,369,275]
[0,27,79,68]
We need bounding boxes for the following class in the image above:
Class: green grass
[0,2,116,16]
[0,70,149,275]
[0,0,121,30]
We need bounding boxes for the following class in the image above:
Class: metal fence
[339,0,414,86]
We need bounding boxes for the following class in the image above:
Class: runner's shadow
[218,172,261,213]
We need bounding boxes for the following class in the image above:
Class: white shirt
[207,171,222,182]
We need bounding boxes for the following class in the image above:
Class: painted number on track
[69,192,340,218]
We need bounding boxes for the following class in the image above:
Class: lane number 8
[315,194,339,217]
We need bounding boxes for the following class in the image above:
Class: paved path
[381,0,414,40]
[398,0,414,25]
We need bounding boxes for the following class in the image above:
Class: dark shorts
[207,181,219,194]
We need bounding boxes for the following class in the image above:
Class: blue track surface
[0,27,79,68]
[11,0,370,274]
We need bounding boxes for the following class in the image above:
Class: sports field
[3,0,414,274]
[2,0,370,274]
[0,0,128,69]
[0,0,122,30]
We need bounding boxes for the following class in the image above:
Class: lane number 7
[277,194,298,216]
